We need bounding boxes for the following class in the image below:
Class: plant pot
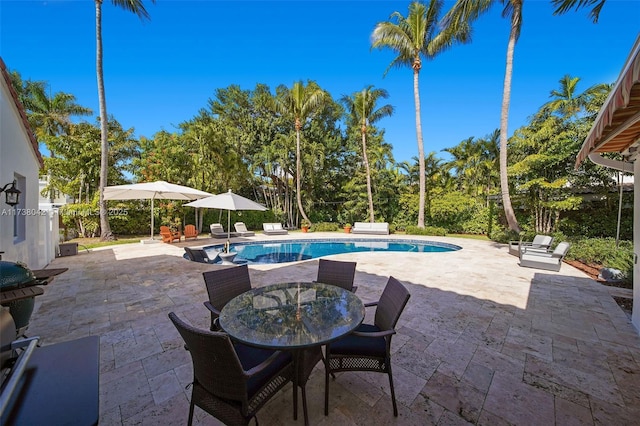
[344,227,351,233]
[301,227,309,233]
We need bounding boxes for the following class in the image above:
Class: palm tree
[443,0,523,233]
[551,0,607,22]
[543,74,610,119]
[95,0,155,241]
[276,81,325,225]
[341,86,394,222]
[371,0,470,228]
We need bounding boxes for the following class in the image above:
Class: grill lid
[0,261,37,290]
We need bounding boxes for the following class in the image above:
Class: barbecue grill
[0,261,48,336]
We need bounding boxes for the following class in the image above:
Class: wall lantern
[0,180,21,207]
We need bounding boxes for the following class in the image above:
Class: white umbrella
[184,189,267,242]
[104,180,213,240]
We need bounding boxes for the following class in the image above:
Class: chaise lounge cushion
[519,242,571,272]
[262,223,288,235]
[351,222,389,235]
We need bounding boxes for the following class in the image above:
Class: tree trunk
[498,8,520,234]
[96,0,113,241]
[295,126,310,225]
[413,67,425,228]
[362,124,375,222]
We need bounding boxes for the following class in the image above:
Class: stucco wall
[0,72,51,268]
[633,160,639,332]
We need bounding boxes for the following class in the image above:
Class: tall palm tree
[95,0,155,241]
[372,0,470,228]
[551,0,607,22]
[341,86,394,222]
[276,81,326,225]
[443,0,523,233]
[543,74,610,119]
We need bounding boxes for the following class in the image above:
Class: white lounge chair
[262,223,288,235]
[509,235,553,256]
[519,242,570,272]
[351,222,389,235]
[234,222,255,237]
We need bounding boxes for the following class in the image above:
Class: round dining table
[219,281,365,424]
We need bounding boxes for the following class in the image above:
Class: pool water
[203,239,460,265]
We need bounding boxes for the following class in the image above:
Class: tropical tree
[543,74,610,120]
[551,0,607,22]
[371,0,470,228]
[95,0,155,241]
[276,81,326,225]
[443,0,523,233]
[341,86,394,222]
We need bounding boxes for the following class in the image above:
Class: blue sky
[1,0,639,164]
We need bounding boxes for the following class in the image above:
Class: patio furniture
[219,281,365,425]
[184,247,215,264]
[262,223,288,235]
[210,223,238,239]
[508,235,553,256]
[351,222,389,235]
[159,226,181,243]
[183,224,199,240]
[168,312,293,426]
[0,310,99,426]
[234,222,255,237]
[202,264,252,331]
[519,241,571,272]
[316,259,358,293]
[324,276,410,417]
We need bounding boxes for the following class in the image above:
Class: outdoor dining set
[171,259,411,425]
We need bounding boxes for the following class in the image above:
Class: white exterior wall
[0,73,51,268]
[633,159,640,331]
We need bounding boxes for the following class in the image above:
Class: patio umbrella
[104,180,213,240]
[184,190,268,242]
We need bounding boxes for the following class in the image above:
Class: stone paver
[26,233,640,425]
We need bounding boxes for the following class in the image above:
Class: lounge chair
[508,235,553,256]
[351,222,389,235]
[183,224,199,240]
[160,225,181,243]
[234,222,255,237]
[262,223,288,235]
[184,247,215,264]
[209,223,239,239]
[519,242,571,272]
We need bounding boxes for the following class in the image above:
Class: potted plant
[301,220,310,233]
[344,223,352,233]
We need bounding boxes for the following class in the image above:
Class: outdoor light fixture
[0,180,21,207]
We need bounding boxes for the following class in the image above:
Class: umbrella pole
[150,197,155,240]
[227,209,231,246]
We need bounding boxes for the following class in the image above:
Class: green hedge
[405,225,447,236]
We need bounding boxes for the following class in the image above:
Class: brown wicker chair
[316,259,358,292]
[203,264,252,331]
[169,312,293,426]
[324,276,411,417]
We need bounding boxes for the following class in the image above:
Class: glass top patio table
[219,281,365,350]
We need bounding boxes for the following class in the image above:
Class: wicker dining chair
[202,264,252,331]
[316,259,358,292]
[169,312,293,426]
[324,276,411,416]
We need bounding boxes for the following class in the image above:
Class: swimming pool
[202,238,460,265]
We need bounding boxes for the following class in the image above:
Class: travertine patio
[28,233,640,425]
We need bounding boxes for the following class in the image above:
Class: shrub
[566,237,633,283]
[312,222,340,232]
[405,225,447,236]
